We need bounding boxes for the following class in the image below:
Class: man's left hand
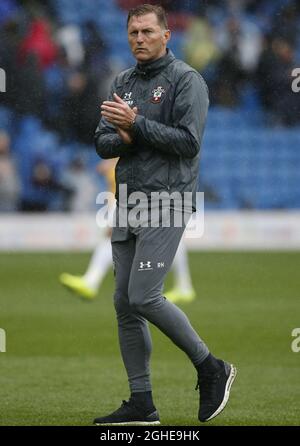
[101,93,136,130]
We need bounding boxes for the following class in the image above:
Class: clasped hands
[101,93,138,144]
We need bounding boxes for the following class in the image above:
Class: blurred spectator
[0,130,20,212]
[207,15,262,106]
[210,50,246,107]
[20,157,72,212]
[18,18,58,70]
[215,16,262,73]
[60,70,100,145]
[256,37,300,126]
[56,24,85,68]
[0,0,19,26]
[271,2,300,46]
[81,21,107,70]
[15,52,46,117]
[0,18,46,118]
[61,157,98,212]
[183,16,220,73]
[0,18,22,109]
[81,21,111,91]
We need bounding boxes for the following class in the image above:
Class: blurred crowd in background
[0,0,300,213]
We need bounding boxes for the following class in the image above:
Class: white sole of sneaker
[205,364,237,422]
[94,421,161,426]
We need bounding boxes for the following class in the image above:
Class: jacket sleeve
[132,71,209,158]
[94,79,135,159]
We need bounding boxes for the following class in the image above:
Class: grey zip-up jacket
[95,49,209,212]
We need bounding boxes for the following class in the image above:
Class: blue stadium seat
[0,106,14,134]
[201,107,300,209]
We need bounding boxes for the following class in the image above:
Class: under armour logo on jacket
[123,92,134,106]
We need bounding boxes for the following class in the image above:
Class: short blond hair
[127,4,168,29]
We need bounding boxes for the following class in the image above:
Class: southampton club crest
[151,86,166,104]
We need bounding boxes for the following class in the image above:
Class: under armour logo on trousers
[138,261,153,271]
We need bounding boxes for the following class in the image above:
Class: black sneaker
[93,400,160,426]
[196,360,237,422]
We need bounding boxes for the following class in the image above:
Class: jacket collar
[134,49,175,78]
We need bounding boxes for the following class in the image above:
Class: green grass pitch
[0,251,299,426]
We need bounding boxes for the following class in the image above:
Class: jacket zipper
[167,161,170,190]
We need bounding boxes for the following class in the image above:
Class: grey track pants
[111,208,209,392]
